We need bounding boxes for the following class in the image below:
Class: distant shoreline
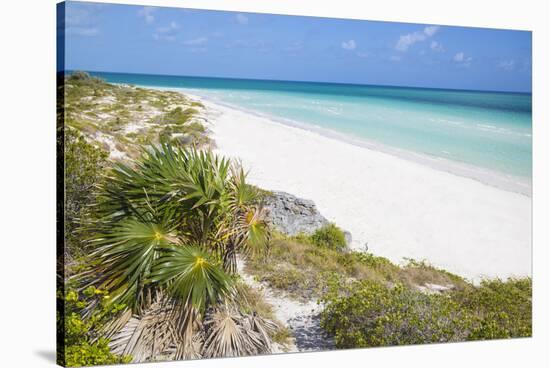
[136,84,531,197]
[85,70,533,96]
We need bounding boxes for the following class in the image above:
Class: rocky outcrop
[263,191,330,236]
[343,231,352,245]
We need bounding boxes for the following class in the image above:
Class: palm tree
[77,144,274,362]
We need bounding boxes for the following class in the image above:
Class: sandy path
[236,259,335,353]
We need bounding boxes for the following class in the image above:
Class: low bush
[320,279,473,348]
[309,223,348,250]
[452,278,532,339]
[59,285,131,366]
[64,128,109,260]
[320,277,532,349]
[294,223,347,251]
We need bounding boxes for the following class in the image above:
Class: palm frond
[109,295,201,362]
[201,306,255,358]
[150,245,232,311]
[78,144,276,359]
[201,305,276,358]
[83,219,178,312]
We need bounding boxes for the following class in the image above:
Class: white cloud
[430,40,444,52]
[454,52,464,62]
[424,26,439,37]
[454,52,473,66]
[66,3,102,37]
[341,39,356,50]
[498,59,516,71]
[137,6,156,24]
[389,55,401,62]
[153,21,180,41]
[183,37,208,46]
[157,21,179,33]
[236,14,249,25]
[395,25,440,52]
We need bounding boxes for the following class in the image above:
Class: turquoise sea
[86,71,532,189]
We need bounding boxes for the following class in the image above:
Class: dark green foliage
[320,277,532,349]
[64,128,108,259]
[68,71,97,82]
[77,145,272,360]
[320,280,473,348]
[453,278,532,339]
[294,223,347,251]
[309,223,348,250]
[61,285,131,367]
[65,72,109,105]
[151,245,233,311]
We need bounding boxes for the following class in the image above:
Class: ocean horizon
[79,71,532,191]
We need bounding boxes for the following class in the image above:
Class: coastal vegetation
[60,284,131,367]
[294,223,348,251]
[60,71,532,365]
[63,71,211,160]
[64,127,108,263]
[320,277,531,348]
[245,233,469,301]
[68,144,286,363]
[245,233,531,348]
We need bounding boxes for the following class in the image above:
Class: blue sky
[61,1,532,92]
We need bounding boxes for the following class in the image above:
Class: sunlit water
[88,71,532,193]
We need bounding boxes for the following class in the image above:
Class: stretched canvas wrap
[56,1,532,366]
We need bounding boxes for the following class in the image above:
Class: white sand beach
[193,95,531,283]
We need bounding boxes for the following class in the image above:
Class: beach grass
[245,234,471,302]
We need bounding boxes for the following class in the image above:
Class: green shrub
[453,278,532,339]
[320,277,532,349]
[59,285,131,366]
[68,71,93,81]
[320,280,474,348]
[190,101,205,108]
[305,223,347,251]
[64,128,108,260]
[66,71,105,90]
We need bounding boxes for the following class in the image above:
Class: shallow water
[88,71,532,186]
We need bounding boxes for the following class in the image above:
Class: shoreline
[125,84,532,282]
[141,85,531,197]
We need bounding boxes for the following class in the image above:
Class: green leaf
[151,245,232,310]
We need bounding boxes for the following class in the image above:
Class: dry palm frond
[202,306,256,358]
[243,313,278,352]
[109,295,201,363]
[101,307,133,339]
[201,304,277,358]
